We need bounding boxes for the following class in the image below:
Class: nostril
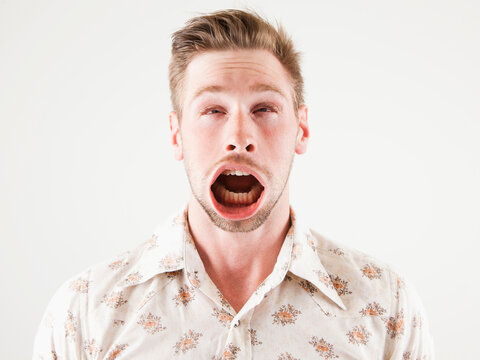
[246,144,254,152]
[226,144,236,151]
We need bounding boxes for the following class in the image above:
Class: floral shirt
[33,207,434,359]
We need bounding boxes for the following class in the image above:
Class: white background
[1,0,479,358]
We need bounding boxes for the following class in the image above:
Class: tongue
[222,175,257,193]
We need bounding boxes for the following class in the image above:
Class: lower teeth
[213,183,262,206]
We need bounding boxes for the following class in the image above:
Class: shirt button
[234,321,240,327]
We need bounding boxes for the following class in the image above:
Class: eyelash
[202,104,278,115]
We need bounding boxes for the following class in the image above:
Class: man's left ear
[295,104,309,155]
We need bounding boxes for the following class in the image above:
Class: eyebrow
[192,83,287,101]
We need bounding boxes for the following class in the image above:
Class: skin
[169,49,309,312]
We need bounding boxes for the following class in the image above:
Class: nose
[224,109,256,153]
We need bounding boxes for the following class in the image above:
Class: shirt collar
[287,209,347,311]
[119,205,346,311]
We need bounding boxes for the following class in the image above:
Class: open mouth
[210,167,265,219]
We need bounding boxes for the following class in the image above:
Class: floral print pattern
[359,301,387,317]
[122,272,143,286]
[361,263,382,280]
[329,274,352,296]
[173,330,202,354]
[272,304,302,326]
[298,280,318,295]
[69,278,89,293]
[248,328,262,346]
[106,344,128,360]
[83,339,103,357]
[137,312,166,334]
[33,207,434,359]
[346,325,371,345]
[212,307,233,327]
[102,291,128,309]
[64,311,77,340]
[278,353,299,360]
[384,309,405,339]
[173,284,195,306]
[309,336,339,359]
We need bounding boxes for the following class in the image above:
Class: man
[33,9,434,359]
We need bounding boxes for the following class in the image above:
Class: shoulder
[33,238,158,358]
[310,228,410,315]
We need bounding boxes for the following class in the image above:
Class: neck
[187,187,291,312]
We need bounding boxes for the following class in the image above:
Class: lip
[209,163,266,221]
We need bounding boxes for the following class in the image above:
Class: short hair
[169,9,304,119]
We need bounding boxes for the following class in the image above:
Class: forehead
[182,49,293,103]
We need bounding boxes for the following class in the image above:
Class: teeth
[213,183,263,206]
[222,170,251,176]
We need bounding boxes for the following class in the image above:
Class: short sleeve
[32,271,90,359]
[387,273,435,359]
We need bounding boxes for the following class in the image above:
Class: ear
[295,104,309,155]
[169,111,183,161]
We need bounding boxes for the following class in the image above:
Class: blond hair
[169,9,304,118]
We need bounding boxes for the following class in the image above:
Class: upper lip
[210,163,265,188]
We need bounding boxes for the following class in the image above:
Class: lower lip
[209,187,265,221]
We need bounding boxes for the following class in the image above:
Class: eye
[207,109,223,114]
[201,107,226,116]
[253,103,279,114]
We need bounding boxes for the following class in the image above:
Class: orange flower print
[383,309,405,339]
[298,280,318,295]
[361,264,382,280]
[272,304,302,326]
[159,255,183,271]
[106,344,128,360]
[278,353,299,360]
[137,312,166,334]
[69,278,89,294]
[108,257,129,270]
[211,343,241,360]
[122,272,143,286]
[187,271,201,287]
[359,302,387,317]
[328,248,345,256]
[113,319,125,327]
[346,325,371,345]
[212,308,233,327]
[402,351,412,360]
[329,274,352,296]
[138,290,156,309]
[315,270,334,289]
[248,328,262,346]
[83,339,103,357]
[173,329,203,354]
[173,284,195,306]
[146,234,158,249]
[64,311,77,340]
[167,270,182,279]
[309,336,339,359]
[102,291,128,309]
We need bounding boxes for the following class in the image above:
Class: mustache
[210,154,271,178]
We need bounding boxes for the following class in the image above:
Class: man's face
[170,49,308,232]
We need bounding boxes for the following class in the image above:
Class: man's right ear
[169,111,183,161]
